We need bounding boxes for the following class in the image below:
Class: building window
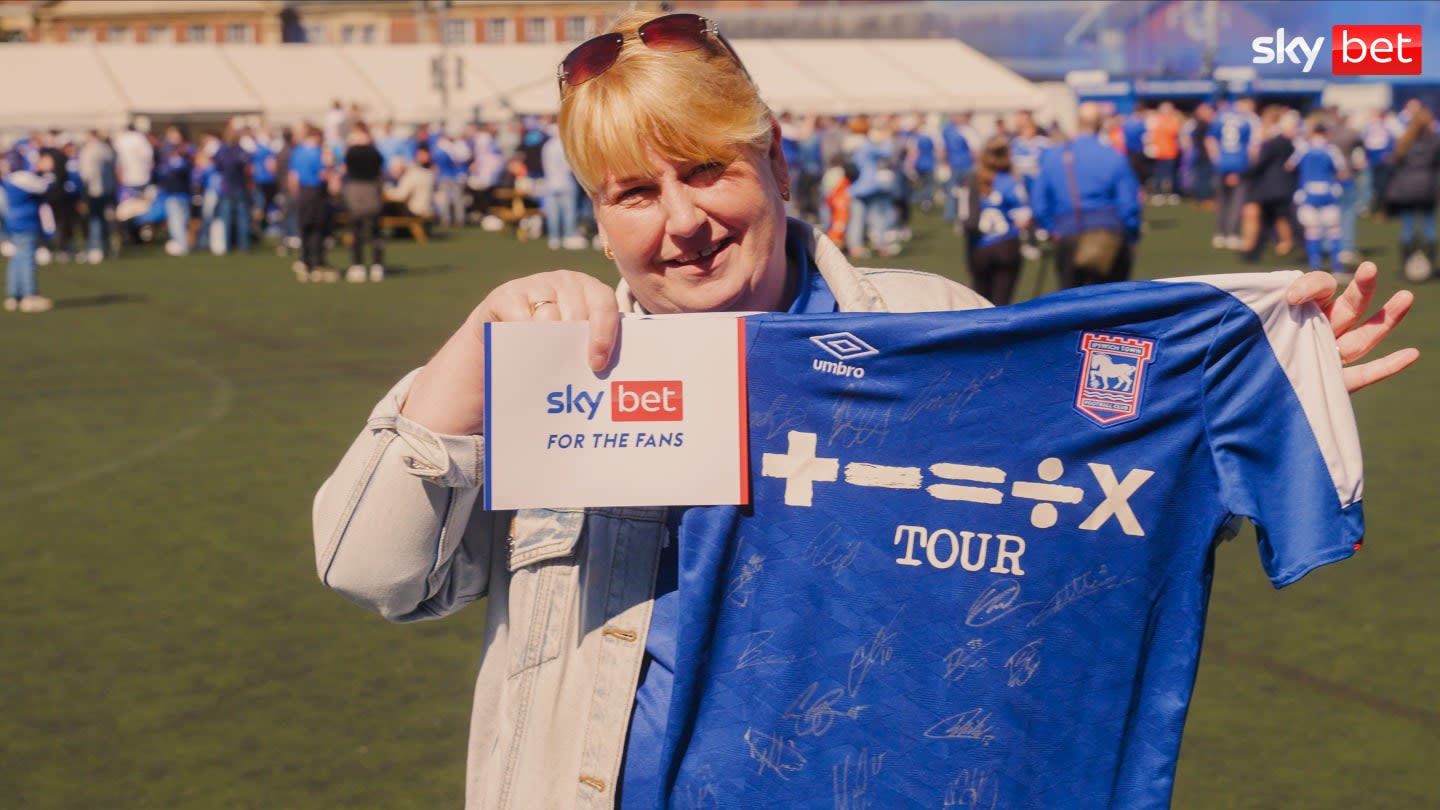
[186,24,209,44]
[303,22,326,44]
[223,24,252,44]
[147,25,174,44]
[340,24,376,44]
[485,17,512,43]
[106,26,133,44]
[563,15,592,42]
[441,18,473,45]
[66,26,94,43]
[525,16,552,43]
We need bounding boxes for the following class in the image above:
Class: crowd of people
[4,93,1437,313]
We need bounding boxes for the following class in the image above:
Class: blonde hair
[559,10,773,195]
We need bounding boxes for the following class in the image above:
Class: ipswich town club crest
[1075,332,1156,426]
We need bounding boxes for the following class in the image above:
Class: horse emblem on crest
[1075,332,1155,426]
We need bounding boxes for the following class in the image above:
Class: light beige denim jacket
[312,221,991,810]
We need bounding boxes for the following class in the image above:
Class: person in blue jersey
[1032,103,1141,288]
[212,129,253,254]
[3,150,54,312]
[1382,106,1440,279]
[1208,97,1256,250]
[288,124,334,282]
[1286,120,1350,274]
[1121,103,1153,204]
[1362,109,1400,215]
[158,127,193,256]
[906,118,937,214]
[310,11,1418,810]
[960,135,1030,306]
[941,111,977,227]
[250,128,278,242]
[845,119,901,259]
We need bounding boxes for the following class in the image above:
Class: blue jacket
[1032,134,1141,241]
[848,139,898,200]
[3,170,51,233]
[942,123,974,173]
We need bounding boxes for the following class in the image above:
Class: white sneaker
[1021,244,1042,261]
[313,267,339,283]
[293,260,310,283]
[1211,235,1225,249]
[87,248,104,265]
[368,264,384,282]
[1167,194,1180,205]
[18,295,53,313]
[164,240,187,257]
[1224,236,1242,250]
[346,264,367,283]
[562,235,589,250]
[34,246,51,266]
[548,238,561,250]
[1337,250,1358,265]
[3,297,16,312]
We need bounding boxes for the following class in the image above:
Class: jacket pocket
[506,508,584,677]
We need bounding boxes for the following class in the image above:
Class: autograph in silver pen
[1028,565,1136,627]
[924,709,997,745]
[744,727,807,780]
[735,630,809,671]
[847,609,902,696]
[782,682,868,737]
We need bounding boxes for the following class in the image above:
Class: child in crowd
[3,151,54,312]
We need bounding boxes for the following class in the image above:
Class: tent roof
[0,39,1048,132]
[0,45,128,131]
[97,45,261,117]
[221,45,392,127]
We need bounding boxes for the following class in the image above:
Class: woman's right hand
[400,270,621,436]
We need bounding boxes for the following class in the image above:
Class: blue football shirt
[663,272,1363,809]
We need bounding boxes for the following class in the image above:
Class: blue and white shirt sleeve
[1190,271,1364,587]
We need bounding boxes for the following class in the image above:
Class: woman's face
[593,133,791,314]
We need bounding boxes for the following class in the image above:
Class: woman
[341,121,385,283]
[961,135,1029,305]
[1383,105,1440,275]
[312,11,1415,810]
[1241,106,1298,262]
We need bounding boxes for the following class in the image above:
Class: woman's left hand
[1285,262,1419,393]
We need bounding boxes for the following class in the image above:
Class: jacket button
[578,775,606,792]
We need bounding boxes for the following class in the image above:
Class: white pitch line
[1,354,235,507]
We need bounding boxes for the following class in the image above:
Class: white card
[483,315,749,509]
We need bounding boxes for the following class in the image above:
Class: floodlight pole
[435,0,450,129]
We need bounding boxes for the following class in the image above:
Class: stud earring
[604,244,615,261]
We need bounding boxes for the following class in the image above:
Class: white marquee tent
[0,45,128,131]
[0,38,1046,133]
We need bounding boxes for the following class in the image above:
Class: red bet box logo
[611,380,684,422]
[1332,25,1423,75]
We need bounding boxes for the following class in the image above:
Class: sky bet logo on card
[546,381,684,421]
[1252,25,1422,75]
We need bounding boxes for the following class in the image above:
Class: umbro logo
[810,332,879,360]
[809,332,878,379]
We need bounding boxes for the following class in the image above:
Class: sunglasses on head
[556,13,750,95]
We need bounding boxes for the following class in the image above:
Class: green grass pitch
[2,204,1436,809]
